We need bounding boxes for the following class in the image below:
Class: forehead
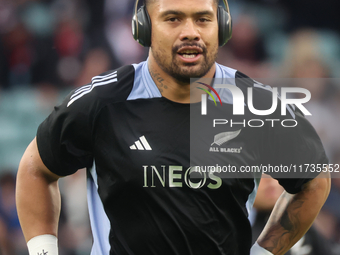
[148,0,217,16]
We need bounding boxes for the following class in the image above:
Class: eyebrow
[160,10,215,18]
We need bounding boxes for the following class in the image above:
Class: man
[16,0,330,254]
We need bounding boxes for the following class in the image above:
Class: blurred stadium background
[0,0,340,254]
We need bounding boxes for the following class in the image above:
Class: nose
[179,19,201,42]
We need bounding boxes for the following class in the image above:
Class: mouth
[178,50,200,59]
[177,46,204,61]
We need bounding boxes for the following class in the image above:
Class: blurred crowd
[0,0,339,254]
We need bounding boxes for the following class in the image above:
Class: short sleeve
[36,66,134,176]
[36,87,95,176]
[262,108,329,194]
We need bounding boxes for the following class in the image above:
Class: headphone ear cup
[218,5,232,47]
[132,5,152,47]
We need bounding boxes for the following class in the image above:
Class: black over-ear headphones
[132,0,232,47]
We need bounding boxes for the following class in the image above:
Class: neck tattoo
[150,70,168,94]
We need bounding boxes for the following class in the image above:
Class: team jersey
[36,60,328,255]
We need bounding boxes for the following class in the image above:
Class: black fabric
[37,65,135,176]
[235,71,328,194]
[36,64,329,254]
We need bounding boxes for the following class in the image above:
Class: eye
[198,18,210,23]
[168,17,179,22]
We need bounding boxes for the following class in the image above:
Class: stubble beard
[151,43,218,84]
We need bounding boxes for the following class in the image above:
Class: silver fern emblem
[211,130,241,146]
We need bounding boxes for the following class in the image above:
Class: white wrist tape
[27,234,58,255]
[250,242,274,255]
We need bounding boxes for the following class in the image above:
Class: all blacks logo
[142,165,222,189]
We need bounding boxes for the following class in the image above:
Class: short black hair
[145,0,221,9]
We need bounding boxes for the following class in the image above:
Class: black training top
[36,61,328,255]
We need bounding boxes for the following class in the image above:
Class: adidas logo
[130,136,152,150]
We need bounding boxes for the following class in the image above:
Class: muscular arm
[256,170,331,255]
[16,137,61,242]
